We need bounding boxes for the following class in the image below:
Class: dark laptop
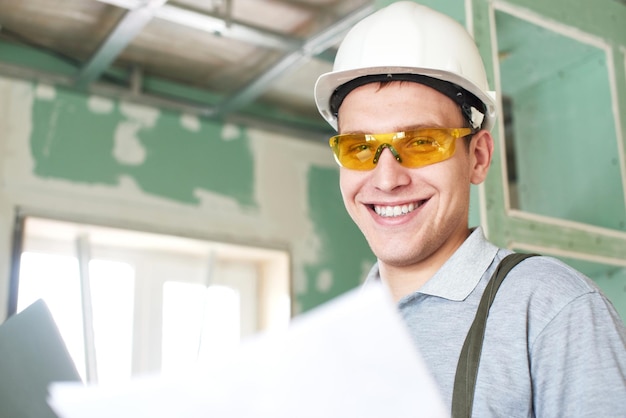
[0,299,82,418]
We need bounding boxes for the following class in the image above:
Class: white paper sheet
[48,284,449,418]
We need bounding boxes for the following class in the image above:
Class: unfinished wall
[1,0,625,323]
[0,76,374,321]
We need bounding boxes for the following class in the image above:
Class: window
[11,216,291,383]
[495,7,624,229]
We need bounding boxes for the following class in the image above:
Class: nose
[370,147,411,192]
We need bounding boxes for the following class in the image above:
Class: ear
[469,130,494,185]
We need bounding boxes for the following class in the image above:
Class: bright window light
[14,216,290,383]
[161,282,241,375]
[161,281,207,375]
[17,252,87,380]
[199,285,240,363]
[89,259,135,384]
[16,252,135,383]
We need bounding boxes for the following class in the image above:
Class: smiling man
[335,81,491,301]
[314,2,626,417]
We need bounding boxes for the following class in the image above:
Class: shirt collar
[364,227,499,302]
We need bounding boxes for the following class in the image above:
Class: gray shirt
[365,227,626,417]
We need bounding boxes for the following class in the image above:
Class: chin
[373,248,421,267]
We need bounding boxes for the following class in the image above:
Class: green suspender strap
[451,253,537,418]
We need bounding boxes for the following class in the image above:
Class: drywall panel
[30,86,255,205]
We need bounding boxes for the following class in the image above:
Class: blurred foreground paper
[49,284,449,418]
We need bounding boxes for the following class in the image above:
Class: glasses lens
[330,128,471,170]
[330,135,378,170]
[398,129,457,168]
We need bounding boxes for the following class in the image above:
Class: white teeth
[374,202,422,217]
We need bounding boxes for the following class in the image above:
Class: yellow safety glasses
[329,127,474,171]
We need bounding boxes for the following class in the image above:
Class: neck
[379,261,438,303]
[379,228,472,303]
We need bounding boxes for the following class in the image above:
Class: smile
[373,200,426,218]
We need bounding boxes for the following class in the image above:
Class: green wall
[0,77,375,315]
[31,88,255,205]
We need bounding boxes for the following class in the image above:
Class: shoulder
[498,251,600,298]
[480,251,626,414]
[491,252,623,341]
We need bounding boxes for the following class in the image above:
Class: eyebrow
[338,124,449,135]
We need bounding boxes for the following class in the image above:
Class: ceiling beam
[211,2,376,117]
[83,0,372,116]
[76,0,168,87]
[98,0,301,50]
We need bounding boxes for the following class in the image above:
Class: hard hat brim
[314,66,497,132]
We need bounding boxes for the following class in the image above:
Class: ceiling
[0,0,376,140]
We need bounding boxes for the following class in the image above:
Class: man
[314,2,626,417]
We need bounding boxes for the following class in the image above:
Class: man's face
[337,81,484,270]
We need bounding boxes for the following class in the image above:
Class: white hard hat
[314,1,497,132]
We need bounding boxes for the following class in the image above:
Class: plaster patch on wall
[315,269,333,293]
[35,83,56,101]
[290,231,324,296]
[190,188,272,239]
[42,103,62,158]
[255,135,314,296]
[1,77,35,176]
[248,133,319,236]
[180,114,200,132]
[113,101,159,166]
[113,121,147,165]
[193,188,248,213]
[246,127,338,302]
[114,174,183,204]
[222,123,240,141]
[119,101,159,126]
[88,95,114,114]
